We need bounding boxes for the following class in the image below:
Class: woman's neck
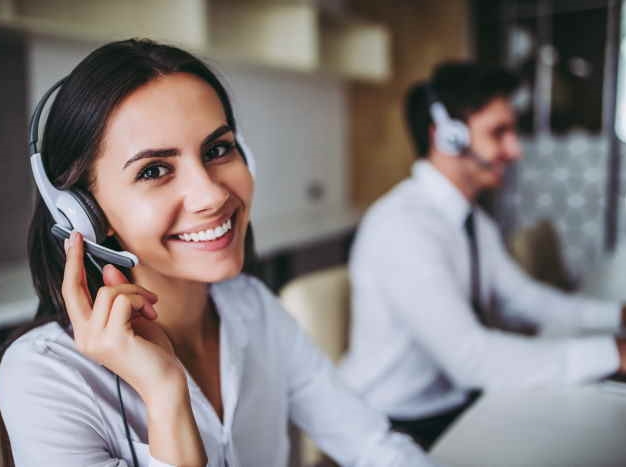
[130,266,218,356]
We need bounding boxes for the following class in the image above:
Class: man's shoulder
[363,179,435,225]
[352,183,453,272]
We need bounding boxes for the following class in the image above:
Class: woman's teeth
[177,218,232,242]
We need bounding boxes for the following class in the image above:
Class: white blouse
[0,274,436,467]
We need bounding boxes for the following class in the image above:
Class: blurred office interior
[2,0,626,347]
[1,1,626,464]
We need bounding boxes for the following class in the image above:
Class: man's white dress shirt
[0,274,436,467]
[340,161,621,420]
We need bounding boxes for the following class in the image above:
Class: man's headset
[29,77,257,269]
[424,83,494,169]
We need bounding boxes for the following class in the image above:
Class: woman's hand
[62,231,208,465]
[61,231,184,402]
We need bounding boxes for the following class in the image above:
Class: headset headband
[29,77,67,156]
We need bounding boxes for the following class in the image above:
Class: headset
[29,76,257,467]
[425,83,494,169]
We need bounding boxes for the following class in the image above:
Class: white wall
[27,36,349,225]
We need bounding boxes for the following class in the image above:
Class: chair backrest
[279,265,350,363]
[280,266,350,466]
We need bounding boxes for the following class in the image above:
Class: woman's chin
[178,257,244,284]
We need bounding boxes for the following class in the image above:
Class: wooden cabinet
[0,0,391,82]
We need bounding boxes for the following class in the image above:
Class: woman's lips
[169,211,237,252]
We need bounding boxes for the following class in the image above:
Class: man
[339,62,626,449]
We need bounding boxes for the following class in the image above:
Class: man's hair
[405,61,520,158]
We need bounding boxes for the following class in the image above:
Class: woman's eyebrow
[199,124,232,151]
[123,124,233,170]
[123,148,179,169]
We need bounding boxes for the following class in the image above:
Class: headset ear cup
[436,119,470,156]
[70,188,108,243]
[447,120,471,155]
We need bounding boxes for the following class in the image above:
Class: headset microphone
[464,148,496,169]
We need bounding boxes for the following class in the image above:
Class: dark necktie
[464,210,485,325]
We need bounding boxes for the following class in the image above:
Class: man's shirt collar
[411,160,472,229]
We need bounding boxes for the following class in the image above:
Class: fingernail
[70,231,79,246]
[64,239,69,253]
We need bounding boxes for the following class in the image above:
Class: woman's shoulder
[0,320,100,398]
[1,321,70,365]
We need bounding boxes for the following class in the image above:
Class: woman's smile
[167,209,239,252]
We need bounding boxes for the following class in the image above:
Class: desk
[431,385,626,466]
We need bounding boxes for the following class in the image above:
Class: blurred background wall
[0,34,28,264]
[348,0,472,208]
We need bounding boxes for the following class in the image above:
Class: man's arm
[485,217,622,335]
[369,214,621,389]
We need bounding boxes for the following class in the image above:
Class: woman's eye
[205,141,235,161]
[137,164,170,181]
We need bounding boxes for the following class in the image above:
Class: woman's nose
[182,165,230,214]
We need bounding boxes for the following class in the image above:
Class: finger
[92,290,143,331]
[61,231,92,323]
[92,287,157,330]
[107,293,156,332]
[102,265,158,303]
[99,284,158,303]
[102,263,129,285]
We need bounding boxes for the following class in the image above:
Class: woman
[0,39,436,467]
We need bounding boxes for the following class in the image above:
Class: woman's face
[91,72,253,284]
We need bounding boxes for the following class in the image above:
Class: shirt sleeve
[0,336,176,467]
[252,279,439,467]
[365,212,619,389]
[487,219,621,335]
